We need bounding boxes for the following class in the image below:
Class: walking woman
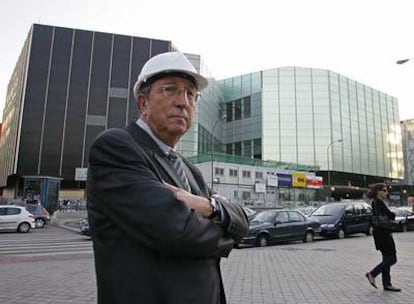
[365,183,401,292]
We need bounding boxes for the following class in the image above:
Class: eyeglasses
[380,189,388,193]
[159,84,201,103]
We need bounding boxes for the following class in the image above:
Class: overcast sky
[1,0,413,123]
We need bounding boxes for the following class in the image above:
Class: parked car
[390,207,414,232]
[235,209,321,247]
[0,205,36,233]
[296,206,317,216]
[25,204,50,228]
[5,198,50,228]
[309,201,373,239]
[242,207,258,220]
[80,217,91,236]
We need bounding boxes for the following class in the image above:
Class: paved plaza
[0,212,413,303]
[222,233,414,304]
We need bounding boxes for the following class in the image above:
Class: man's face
[137,76,198,147]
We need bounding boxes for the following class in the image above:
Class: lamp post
[396,58,413,65]
[326,138,343,200]
[211,114,226,191]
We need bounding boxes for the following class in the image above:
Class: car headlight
[321,224,335,228]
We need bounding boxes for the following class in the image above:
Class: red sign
[307,176,323,189]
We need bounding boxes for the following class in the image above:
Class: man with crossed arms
[87,51,248,304]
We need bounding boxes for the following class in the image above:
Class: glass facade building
[401,119,414,185]
[217,67,403,180]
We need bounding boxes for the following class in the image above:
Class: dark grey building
[0,24,171,204]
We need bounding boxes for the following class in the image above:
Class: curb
[50,210,87,233]
[55,221,81,233]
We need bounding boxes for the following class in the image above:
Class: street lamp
[326,138,343,200]
[396,58,413,65]
[211,114,226,191]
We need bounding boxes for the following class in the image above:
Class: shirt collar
[136,118,173,156]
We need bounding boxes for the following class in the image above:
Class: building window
[235,142,242,156]
[229,168,238,177]
[243,96,251,118]
[243,140,251,157]
[215,167,224,176]
[255,171,263,179]
[226,102,233,122]
[253,138,262,159]
[242,191,251,200]
[235,99,242,120]
[242,170,251,178]
[226,143,233,154]
[234,191,239,199]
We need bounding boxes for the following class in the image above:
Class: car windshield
[25,205,37,212]
[243,207,255,216]
[392,209,406,217]
[312,204,344,216]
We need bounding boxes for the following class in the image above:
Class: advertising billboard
[292,172,307,188]
[267,175,278,187]
[307,175,323,189]
[276,173,291,187]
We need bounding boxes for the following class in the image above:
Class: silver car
[0,205,36,233]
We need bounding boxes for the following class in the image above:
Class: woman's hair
[366,183,387,199]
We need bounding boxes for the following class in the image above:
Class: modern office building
[192,68,404,204]
[401,119,414,185]
[0,24,172,209]
[0,23,407,209]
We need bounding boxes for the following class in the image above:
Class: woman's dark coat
[371,198,396,254]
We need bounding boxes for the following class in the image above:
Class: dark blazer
[371,198,396,254]
[87,122,248,304]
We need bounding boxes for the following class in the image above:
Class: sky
[1,0,414,123]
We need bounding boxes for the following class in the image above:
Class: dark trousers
[370,251,397,287]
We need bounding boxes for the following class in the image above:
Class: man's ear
[137,94,148,113]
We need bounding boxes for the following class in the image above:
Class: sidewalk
[47,210,414,303]
[51,210,87,232]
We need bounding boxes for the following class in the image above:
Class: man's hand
[211,193,228,204]
[164,183,213,217]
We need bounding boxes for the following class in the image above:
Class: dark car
[236,209,321,247]
[242,207,258,220]
[80,217,91,236]
[390,208,414,232]
[296,206,317,216]
[309,201,373,239]
[25,204,50,228]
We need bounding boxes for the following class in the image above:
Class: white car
[0,205,36,233]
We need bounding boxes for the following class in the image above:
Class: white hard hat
[133,52,208,99]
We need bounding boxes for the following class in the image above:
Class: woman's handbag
[372,215,391,229]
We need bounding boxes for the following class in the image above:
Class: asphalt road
[1,223,413,304]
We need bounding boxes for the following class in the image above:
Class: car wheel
[18,222,31,233]
[35,218,45,228]
[366,225,374,236]
[303,231,314,243]
[256,234,268,247]
[337,228,345,239]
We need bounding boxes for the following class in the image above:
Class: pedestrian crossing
[0,227,93,258]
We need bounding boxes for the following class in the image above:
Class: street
[1,225,413,303]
